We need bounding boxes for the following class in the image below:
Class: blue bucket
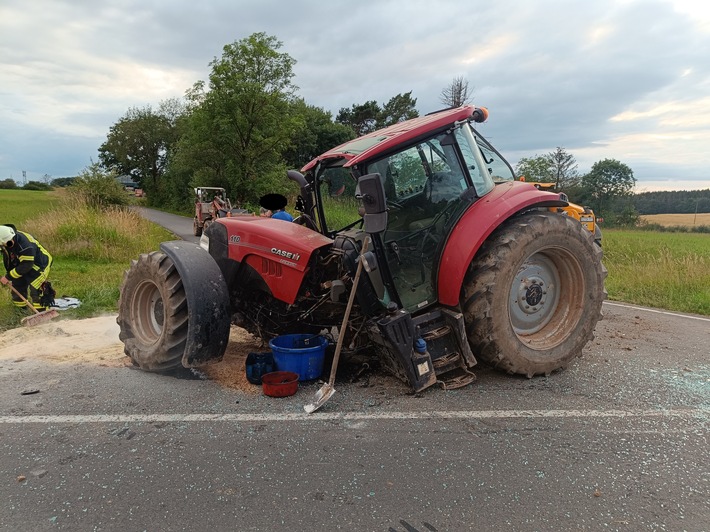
[269,334,328,381]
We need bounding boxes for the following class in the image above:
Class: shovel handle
[4,281,41,315]
[326,237,369,387]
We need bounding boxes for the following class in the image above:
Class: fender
[216,217,333,304]
[437,181,567,306]
[159,241,231,367]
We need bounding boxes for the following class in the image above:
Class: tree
[336,100,381,136]
[582,158,636,214]
[98,102,181,199]
[171,32,301,206]
[515,155,554,182]
[440,76,473,108]
[282,99,354,169]
[515,147,579,189]
[549,147,580,189]
[336,92,419,136]
[378,92,419,127]
[0,178,17,189]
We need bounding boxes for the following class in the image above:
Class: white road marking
[0,408,706,424]
[604,301,710,322]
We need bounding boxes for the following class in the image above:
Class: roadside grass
[3,188,710,331]
[602,229,710,315]
[0,190,172,332]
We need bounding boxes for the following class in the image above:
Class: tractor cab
[301,107,498,313]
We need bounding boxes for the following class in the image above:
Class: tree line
[12,31,698,224]
[633,189,710,215]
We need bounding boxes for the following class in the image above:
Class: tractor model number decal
[229,235,241,243]
[271,248,300,261]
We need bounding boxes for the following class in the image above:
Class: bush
[69,163,128,208]
[22,180,52,191]
[0,178,17,189]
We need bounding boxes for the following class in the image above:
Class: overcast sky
[2,0,709,192]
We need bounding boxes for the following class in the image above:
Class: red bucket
[261,371,299,398]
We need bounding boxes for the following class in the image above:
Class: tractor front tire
[117,251,188,372]
[462,212,607,377]
[193,217,202,237]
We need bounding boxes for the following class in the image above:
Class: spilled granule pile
[0,315,269,394]
[199,325,268,394]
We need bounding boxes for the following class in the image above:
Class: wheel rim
[130,280,165,344]
[508,247,584,349]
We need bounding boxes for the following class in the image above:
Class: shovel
[304,237,369,414]
[3,282,60,327]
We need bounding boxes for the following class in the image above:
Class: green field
[602,229,710,315]
[2,189,709,331]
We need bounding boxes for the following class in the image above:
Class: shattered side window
[318,166,361,232]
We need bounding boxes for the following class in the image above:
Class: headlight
[199,233,210,251]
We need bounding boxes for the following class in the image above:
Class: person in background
[271,207,294,222]
[259,194,293,222]
[0,224,55,311]
[211,194,227,218]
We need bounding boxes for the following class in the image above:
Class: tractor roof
[301,106,479,173]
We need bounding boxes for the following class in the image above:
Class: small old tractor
[193,186,248,236]
[118,106,607,391]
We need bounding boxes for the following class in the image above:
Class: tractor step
[432,351,477,389]
[411,308,478,390]
[436,366,477,390]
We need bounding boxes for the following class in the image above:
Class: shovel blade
[303,383,336,414]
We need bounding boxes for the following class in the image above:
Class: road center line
[604,301,710,322]
[0,408,706,424]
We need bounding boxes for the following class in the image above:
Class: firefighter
[0,224,55,311]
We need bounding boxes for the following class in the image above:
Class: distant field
[603,229,710,316]
[641,213,710,227]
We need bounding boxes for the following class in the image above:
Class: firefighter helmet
[0,225,15,247]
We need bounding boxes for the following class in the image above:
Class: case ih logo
[271,248,300,261]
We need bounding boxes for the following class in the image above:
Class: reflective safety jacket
[2,230,52,280]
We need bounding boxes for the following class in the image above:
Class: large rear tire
[117,251,189,372]
[461,212,607,377]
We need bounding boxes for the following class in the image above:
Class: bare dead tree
[440,76,473,108]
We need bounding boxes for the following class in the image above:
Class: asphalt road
[0,210,707,531]
[132,206,201,244]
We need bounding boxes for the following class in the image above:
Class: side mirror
[356,173,388,234]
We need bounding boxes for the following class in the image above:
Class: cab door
[366,133,469,311]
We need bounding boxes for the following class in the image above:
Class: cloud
[1,0,709,191]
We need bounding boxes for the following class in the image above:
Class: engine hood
[216,217,333,273]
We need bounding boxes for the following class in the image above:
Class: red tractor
[117,106,606,391]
